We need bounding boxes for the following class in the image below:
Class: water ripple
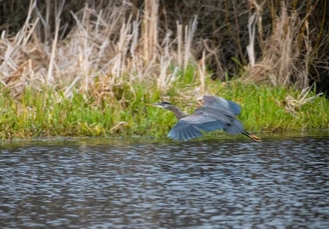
[0,136,329,228]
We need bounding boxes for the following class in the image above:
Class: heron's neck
[169,106,186,119]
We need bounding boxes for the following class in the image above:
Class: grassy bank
[0,75,327,140]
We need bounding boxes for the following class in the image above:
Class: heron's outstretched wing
[168,107,244,141]
[167,121,203,141]
[194,107,244,134]
[202,95,241,116]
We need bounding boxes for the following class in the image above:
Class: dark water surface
[1,133,329,228]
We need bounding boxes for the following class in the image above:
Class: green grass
[207,82,329,132]
[0,75,328,140]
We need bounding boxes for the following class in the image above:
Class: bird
[148,95,261,142]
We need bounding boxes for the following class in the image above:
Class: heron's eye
[161,101,171,105]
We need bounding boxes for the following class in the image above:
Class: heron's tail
[242,131,261,142]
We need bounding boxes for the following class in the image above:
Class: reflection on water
[1,134,329,228]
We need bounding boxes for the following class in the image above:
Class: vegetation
[0,0,328,140]
[0,76,328,140]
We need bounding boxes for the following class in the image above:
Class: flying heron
[148,95,261,142]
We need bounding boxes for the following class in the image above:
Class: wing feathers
[168,121,203,141]
[167,107,244,141]
[164,97,253,141]
[202,95,242,116]
[224,119,244,134]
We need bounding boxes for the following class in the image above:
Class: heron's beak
[145,103,163,108]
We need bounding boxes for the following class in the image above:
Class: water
[1,134,329,228]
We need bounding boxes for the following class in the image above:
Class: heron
[148,95,261,142]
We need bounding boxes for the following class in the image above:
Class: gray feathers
[203,95,241,116]
[167,97,245,141]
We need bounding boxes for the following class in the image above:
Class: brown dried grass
[0,0,326,99]
[0,0,203,99]
[245,1,315,89]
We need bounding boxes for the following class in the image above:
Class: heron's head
[149,101,173,110]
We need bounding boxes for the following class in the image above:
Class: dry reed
[0,0,327,98]
[0,0,207,100]
[245,1,322,90]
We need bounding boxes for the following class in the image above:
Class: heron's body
[150,95,260,142]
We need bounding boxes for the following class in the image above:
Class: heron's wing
[167,120,203,141]
[202,95,241,116]
[223,118,244,135]
[168,107,244,141]
[193,107,244,134]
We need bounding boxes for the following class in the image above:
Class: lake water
[1,133,329,228]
